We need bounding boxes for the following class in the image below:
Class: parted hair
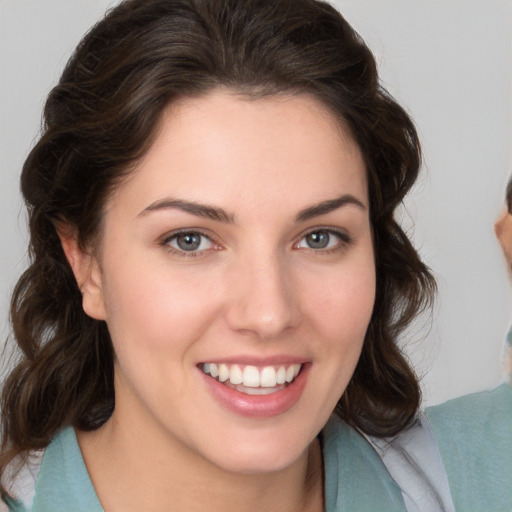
[1,0,435,485]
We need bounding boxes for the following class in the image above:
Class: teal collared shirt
[4,427,102,512]
[4,417,407,512]
[426,384,512,512]
[4,385,511,511]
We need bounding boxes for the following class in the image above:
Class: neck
[77,412,324,512]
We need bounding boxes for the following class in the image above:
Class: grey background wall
[1,0,511,406]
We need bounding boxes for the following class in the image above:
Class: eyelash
[159,227,352,258]
[160,229,219,258]
[294,227,353,253]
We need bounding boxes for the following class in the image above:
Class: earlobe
[56,222,107,321]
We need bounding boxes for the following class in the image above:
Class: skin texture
[495,207,512,269]
[60,91,376,512]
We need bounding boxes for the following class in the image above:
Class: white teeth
[218,363,229,382]
[242,365,260,387]
[260,366,277,387]
[202,363,302,389]
[229,365,243,385]
[276,366,286,385]
[239,385,283,395]
[285,365,295,383]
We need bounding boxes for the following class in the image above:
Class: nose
[225,253,301,339]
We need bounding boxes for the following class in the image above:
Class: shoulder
[321,416,407,512]
[1,427,103,512]
[426,382,512,425]
[426,384,512,511]
[1,450,44,512]
[365,413,455,512]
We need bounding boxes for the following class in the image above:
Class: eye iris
[177,233,201,251]
[306,231,329,249]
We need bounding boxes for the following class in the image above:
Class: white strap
[366,413,455,512]
[1,449,44,510]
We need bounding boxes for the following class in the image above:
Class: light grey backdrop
[1,0,511,406]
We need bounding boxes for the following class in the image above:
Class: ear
[495,208,507,246]
[56,222,107,321]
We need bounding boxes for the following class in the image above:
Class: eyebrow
[138,193,365,224]
[138,198,235,223]
[295,194,366,222]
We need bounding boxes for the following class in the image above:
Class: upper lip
[197,355,309,366]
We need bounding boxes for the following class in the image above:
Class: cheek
[301,256,376,360]
[100,259,223,355]
[298,256,375,414]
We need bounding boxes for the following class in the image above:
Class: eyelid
[159,228,222,257]
[158,226,352,256]
[293,226,352,251]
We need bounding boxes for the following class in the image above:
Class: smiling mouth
[200,363,302,395]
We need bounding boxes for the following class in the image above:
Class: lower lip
[200,365,310,418]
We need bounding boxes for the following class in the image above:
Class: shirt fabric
[2,384,511,512]
[3,418,408,512]
[426,383,512,512]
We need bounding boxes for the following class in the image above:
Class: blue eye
[296,230,345,250]
[166,232,214,253]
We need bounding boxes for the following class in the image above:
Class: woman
[0,0,476,510]
[495,178,512,384]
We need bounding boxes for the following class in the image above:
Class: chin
[213,448,308,476]
[195,424,316,475]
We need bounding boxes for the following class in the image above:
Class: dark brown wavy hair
[1,0,435,487]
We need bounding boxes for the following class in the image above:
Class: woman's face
[83,91,375,473]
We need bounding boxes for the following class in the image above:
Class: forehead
[106,90,367,217]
